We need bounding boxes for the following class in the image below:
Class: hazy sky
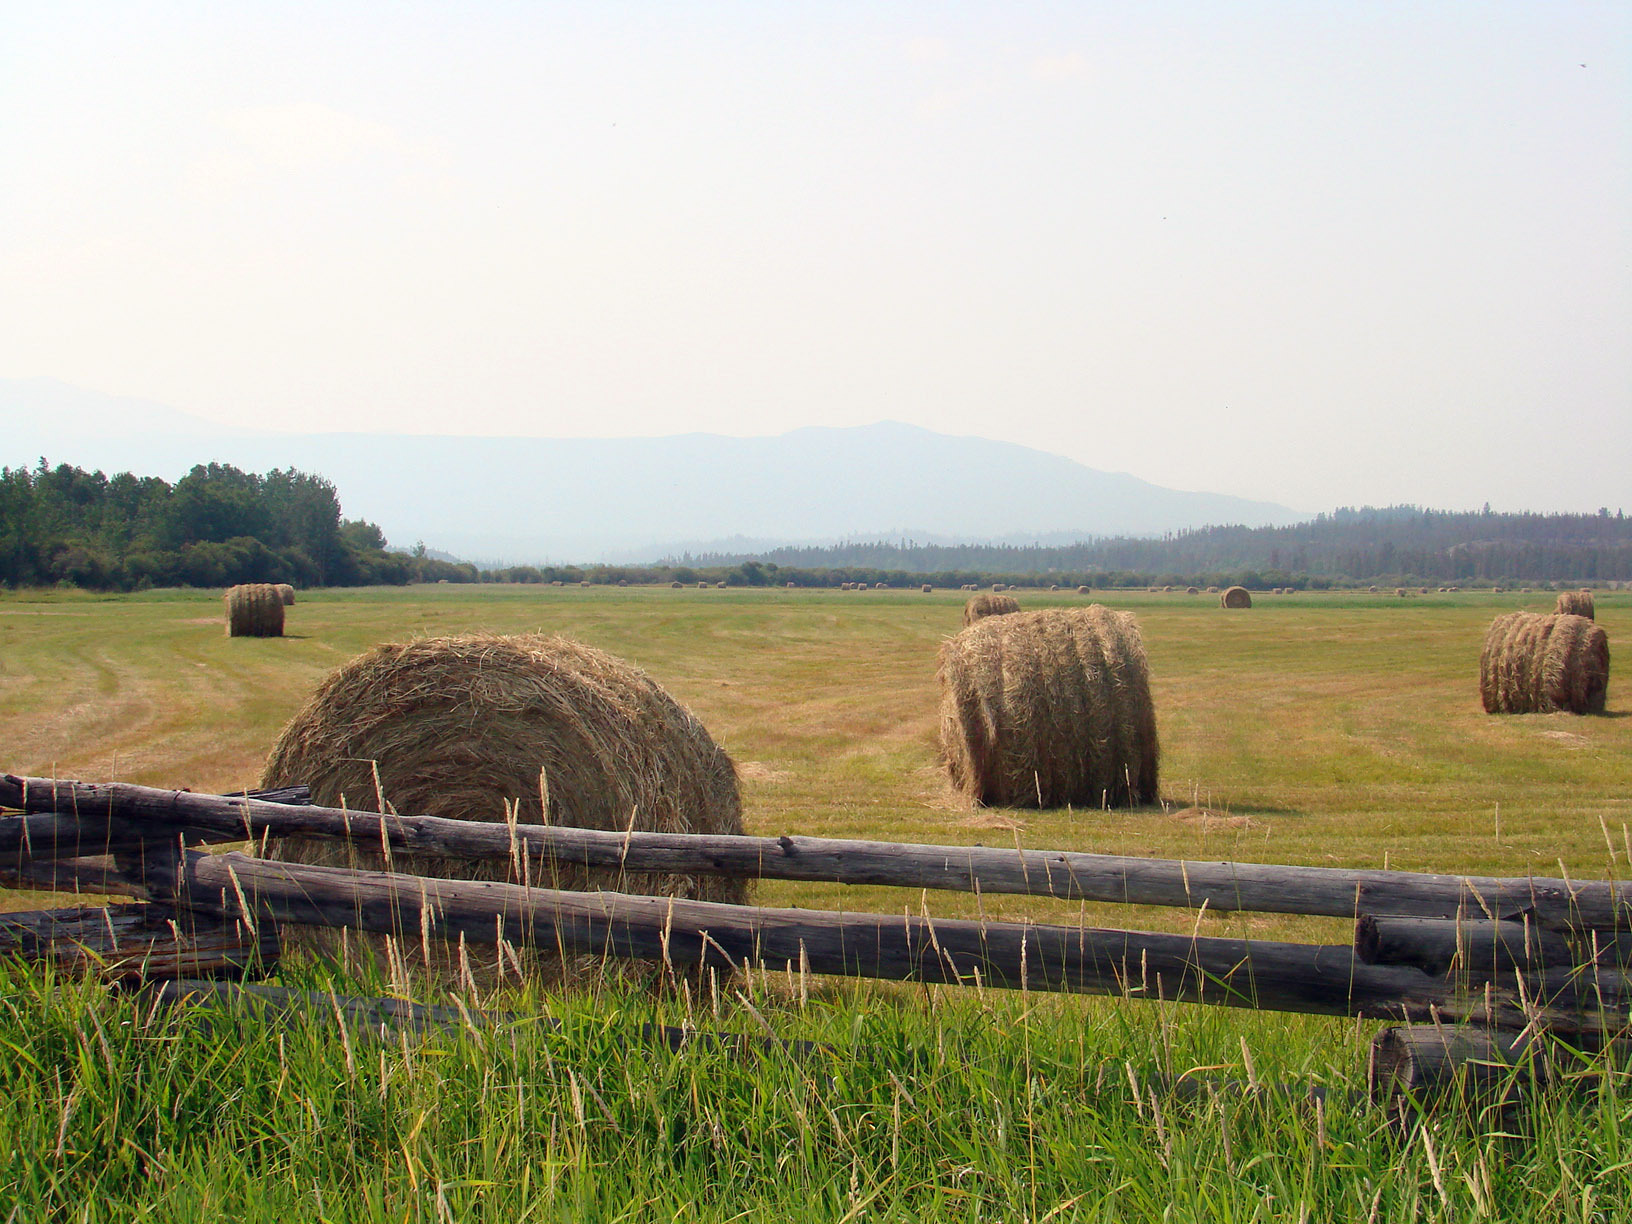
[4,2,1628,514]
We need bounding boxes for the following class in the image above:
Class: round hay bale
[921,584,933,593]
[698,581,708,589]
[964,592,1021,627]
[551,580,563,587]
[1162,586,1173,593]
[671,580,683,588]
[1369,585,1379,593]
[1220,586,1252,609]
[1206,585,1219,594]
[938,605,1159,809]
[224,584,285,638]
[580,580,590,587]
[1480,612,1609,715]
[875,582,887,590]
[991,583,1006,593]
[1556,590,1595,619]
[1186,587,1199,596]
[1492,586,1504,593]
[1397,588,1408,597]
[261,633,747,975]
[788,581,797,588]
[714,581,727,588]
[275,583,296,606]
[1076,586,1090,595]
[1420,587,1430,595]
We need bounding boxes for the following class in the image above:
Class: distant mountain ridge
[3,379,1305,563]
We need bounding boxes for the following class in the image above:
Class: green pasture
[0,584,1627,1220]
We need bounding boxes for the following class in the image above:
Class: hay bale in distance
[1076,586,1090,595]
[1186,586,1199,596]
[875,582,887,590]
[921,583,933,593]
[261,633,748,972]
[1206,585,1219,594]
[1556,590,1595,619]
[698,581,709,589]
[1479,612,1609,715]
[275,583,296,606]
[1220,586,1252,609]
[671,580,683,588]
[224,584,285,637]
[964,592,1021,627]
[938,605,1159,809]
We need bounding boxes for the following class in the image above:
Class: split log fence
[3,773,1628,1101]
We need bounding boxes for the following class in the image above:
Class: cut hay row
[1220,585,1252,609]
[224,584,285,638]
[261,633,746,974]
[1479,612,1610,715]
[962,591,1020,627]
[938,605,1159,809]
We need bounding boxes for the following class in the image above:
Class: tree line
[6,460,1627,591]
[0,461,411,590]
[689,506,1632,587]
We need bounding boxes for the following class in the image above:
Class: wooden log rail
[5,775,1630,933]
[0,902,279,983]
[100,848,1620,1039]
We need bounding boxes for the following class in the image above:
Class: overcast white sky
[3,2,1628,514]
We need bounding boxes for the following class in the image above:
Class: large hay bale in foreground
[938,606,1159,808]
[224,584,285,637]
[1556,590,1595,619]
[275,583,296,606]
[1220,586,1252,609]
[261,634,747,971]
[964,592,1021,627]
[1479,612,1609,715]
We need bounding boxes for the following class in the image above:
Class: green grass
[1,584,1629,1219]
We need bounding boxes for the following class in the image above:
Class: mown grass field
[1,584,1628,1220]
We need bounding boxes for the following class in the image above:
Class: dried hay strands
[963,592,1021,627]
[261,633,747,973]
[938,605,1159,809]
[224,584,286,637]
[275,584,296,605]
[1479,612,1610,715]
[1556,590,1596,620]
[1220,586,1252,609]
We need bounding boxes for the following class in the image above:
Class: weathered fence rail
[4,774,1628,930]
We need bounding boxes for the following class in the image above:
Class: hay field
[5,584,1631,1220]
[3,585,1627,942]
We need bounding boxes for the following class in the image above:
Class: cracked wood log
[146,849,1627,1038]
[0,855,145,897]
[1355,915,1575,978]
[0,902,279,982]
[4,774,1629,932]
[1369,1025,1543,1102]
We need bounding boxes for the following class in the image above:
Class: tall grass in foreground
[1,957,1626,1222]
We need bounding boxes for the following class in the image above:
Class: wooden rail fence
[3,773,1627,1099]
